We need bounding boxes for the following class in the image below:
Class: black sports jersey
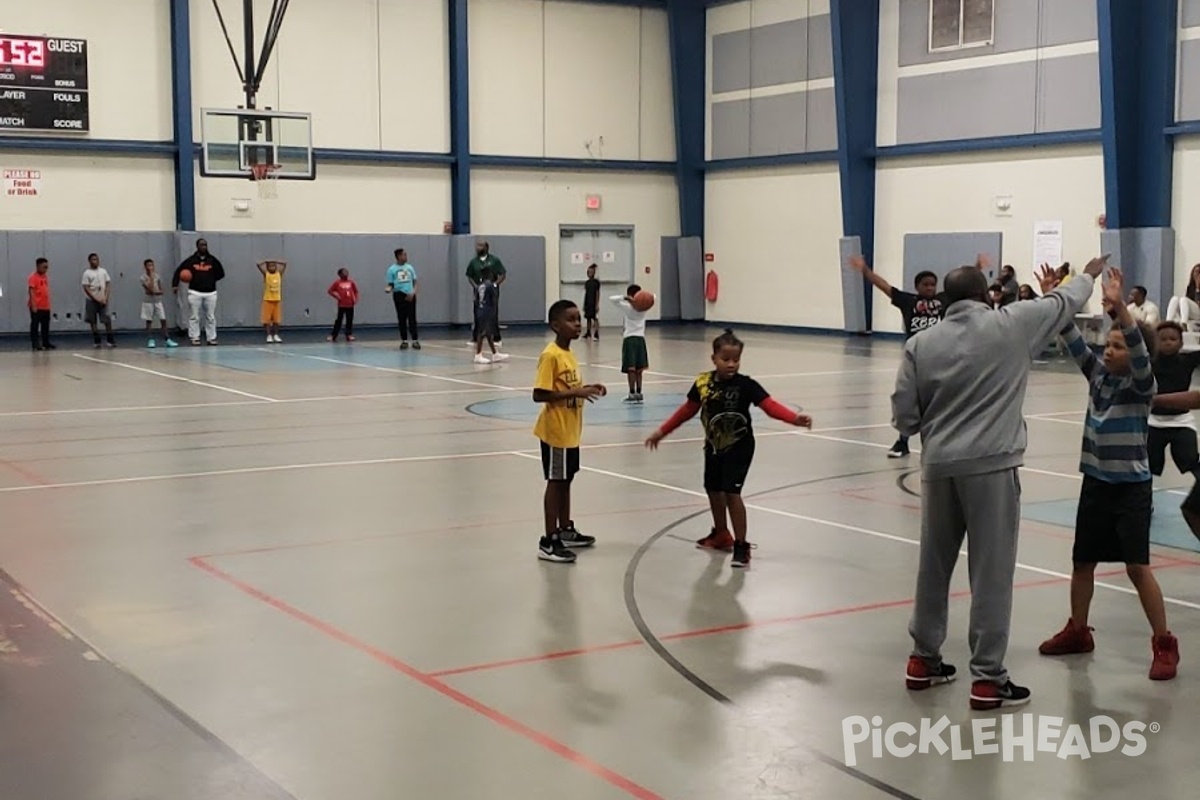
[687,372,769,455]
[890,288,945,339]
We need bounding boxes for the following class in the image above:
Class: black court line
[623,467,923,800]
[0,566,299,800]
[898,470,920,498]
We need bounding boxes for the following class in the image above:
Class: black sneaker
[400,341,410,350]
[559,523,596,548]
[969,679,1032,710]
[412,341,422,350]
[887,440,910,459]
[731,540,752,568]
[538,535,576,563]
[44,344,56,350]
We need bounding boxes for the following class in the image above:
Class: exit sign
[586,194,601,210]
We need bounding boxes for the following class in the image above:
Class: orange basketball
[631,290,655,313]
[179,269,193,283]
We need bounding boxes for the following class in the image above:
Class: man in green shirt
[466,240,507,346]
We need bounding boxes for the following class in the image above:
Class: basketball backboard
[200,108,315,180]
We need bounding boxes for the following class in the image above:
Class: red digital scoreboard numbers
[0,35,89,132]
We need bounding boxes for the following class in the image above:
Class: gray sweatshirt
[891,274,1095,479]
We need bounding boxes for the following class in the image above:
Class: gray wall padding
[902,232,1003,289]
[677,237,705,321]
[1100,228,1176,309]
[0,231,545,334]
[658,237,682,321]
[839,237,867,333]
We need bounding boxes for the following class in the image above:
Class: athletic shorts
[1073,475,1152,565]
[621,336,649,373]
[140,301,166,322]
[704,440,755,495]
[541,441,580,483]
[1148,426,1200,476]
[261,300,282,325]
[84,298,111,324]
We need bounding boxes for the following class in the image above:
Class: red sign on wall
[704,253,715,262]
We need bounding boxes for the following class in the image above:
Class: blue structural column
[449,0,471,234]
[667,0,705,240]
[830,0,880,328]
[169,0,196,231]
[1097,0,1178,229]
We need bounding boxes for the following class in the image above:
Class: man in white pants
[172,239,226,345]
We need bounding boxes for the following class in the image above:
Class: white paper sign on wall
[570,252,585,264]
[4,169,41,198]
[602,251,615,263]
[1033,220,1064,267]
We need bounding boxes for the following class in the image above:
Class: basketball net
[251,163,280,199]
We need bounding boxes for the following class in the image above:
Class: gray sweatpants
[909,468,1021,683]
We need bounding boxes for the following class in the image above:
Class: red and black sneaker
[905,656,957,691]
[969,680,1031,711]
[1150,633,1180,681]
[1039,618,1095,656]
[696,529,735,552]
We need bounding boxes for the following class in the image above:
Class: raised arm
[1060,324,1099,379]
[256,261,268,276]
[847,255,894,296]
[1106,268,1155,396]
[1005,256,1108,358]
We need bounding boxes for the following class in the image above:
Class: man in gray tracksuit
[891,255,1107,710]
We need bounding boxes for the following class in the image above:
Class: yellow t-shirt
[263,271,283,301]
[533,342,584,448]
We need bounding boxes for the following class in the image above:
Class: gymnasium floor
[1,325,1198,800]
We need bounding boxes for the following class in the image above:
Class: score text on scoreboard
[0,35,89,133]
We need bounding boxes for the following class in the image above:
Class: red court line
[188,556,664,800]
[429,564,1186,679]
[0,459,51,487]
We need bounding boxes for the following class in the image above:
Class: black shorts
[704,441,755,495]
[541,442,580,483]
[1073,475,1152,565]
[1148,426,1200,476]
[584,308,597,321]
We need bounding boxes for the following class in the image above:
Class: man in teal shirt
[386,248,420,350]
[466,240,506,347]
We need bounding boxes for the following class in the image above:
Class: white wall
[194,163,450,232]
[0,154,175,230]
[1174,137,1200,295]
[874,144,1105,333]
[189,0,449,152]
[471,169,679,305]
[704,164,845,329]
[468,0,675,161]
[3,0,173,140]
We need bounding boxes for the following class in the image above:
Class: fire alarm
[586,195,601,210]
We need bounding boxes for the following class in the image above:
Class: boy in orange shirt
[28,258,54,351]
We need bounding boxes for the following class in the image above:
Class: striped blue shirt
[1063,324,1156,483]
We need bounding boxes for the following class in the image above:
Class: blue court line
[1023,491,1200,554]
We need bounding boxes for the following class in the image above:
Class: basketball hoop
[250,163,281,199]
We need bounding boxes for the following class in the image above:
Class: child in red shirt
[28,258,55,351]
[327,268,360,342]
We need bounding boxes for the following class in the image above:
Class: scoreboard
[0,35,89,133]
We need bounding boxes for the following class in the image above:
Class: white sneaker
[273,335,283,343]
[492,352,509,362]
[474,354,490,365]
[266,335,274,343]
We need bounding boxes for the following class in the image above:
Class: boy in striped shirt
[1039,267,1179,680]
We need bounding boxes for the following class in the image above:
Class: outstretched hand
[847,255,869,274]
[1103,267,1126,310]
[1035,264,1058,295]
[793,413,814,429]
[644,430,665,450]
[1083,254,1110,279]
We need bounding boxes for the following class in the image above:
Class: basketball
[631,290,655,313]
[179,269,193,283]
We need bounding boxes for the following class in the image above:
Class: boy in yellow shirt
[534,300,607,562]
[258,259,288,343]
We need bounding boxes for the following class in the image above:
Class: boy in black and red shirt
[848,255,946,457]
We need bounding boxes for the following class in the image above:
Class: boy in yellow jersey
[534,300,607,562]
[258,259,288,343]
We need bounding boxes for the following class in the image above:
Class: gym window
[929,0,995,52]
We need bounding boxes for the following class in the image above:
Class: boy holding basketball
[610,285,650,403]
[534,300,606,563]
[258,259,287,343]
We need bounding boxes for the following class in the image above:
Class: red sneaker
[905,656,957,691]
[1150,633,1180,681]
[696,529,735,552]
[1039,619,1095,656]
